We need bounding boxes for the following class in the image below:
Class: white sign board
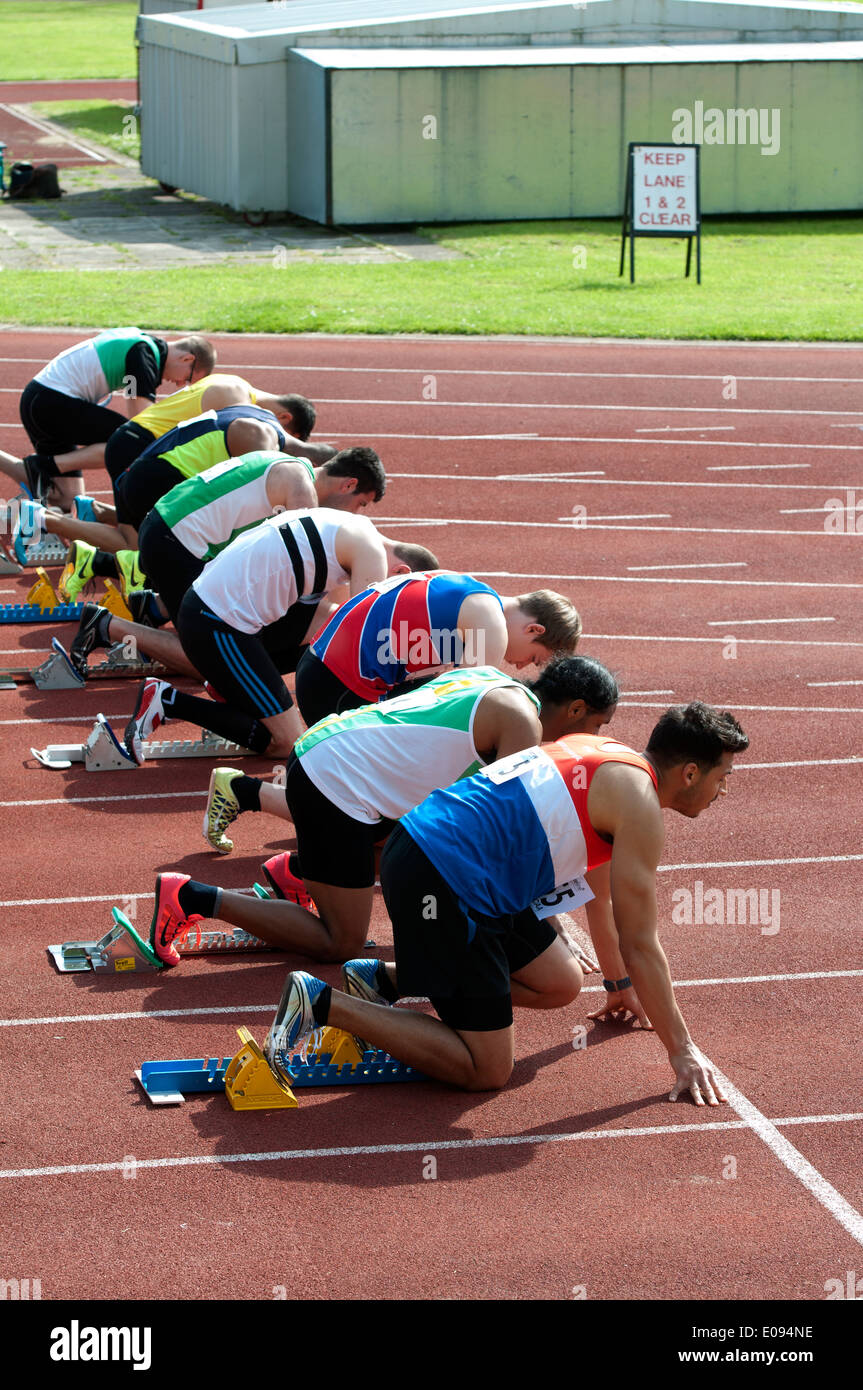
[632,145,698,234]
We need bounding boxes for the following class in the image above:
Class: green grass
[29,99,140,159]
[0,2,137,81]
[2,216,862,339]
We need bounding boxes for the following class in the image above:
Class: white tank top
[192,507,352,634]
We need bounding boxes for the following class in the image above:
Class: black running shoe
[22,454,55,503]
[69,602,113,674]
[126,589,159,627]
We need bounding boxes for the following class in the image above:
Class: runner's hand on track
[669,1047,727,1106]
[557,927,599,973]
[587,986,653,1029]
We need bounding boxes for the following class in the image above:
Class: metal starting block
[47,907,276,975]
[0,641,165,691]
[137,1025,429,1107]
[31,713,253,771]
[0,540,20,576]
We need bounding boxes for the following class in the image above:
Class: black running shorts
[284,754,396,890]
[380,824,556,1033]
[20,380,128,458]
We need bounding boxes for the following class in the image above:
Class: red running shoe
[148,872,203,967]
[261,853,316,913]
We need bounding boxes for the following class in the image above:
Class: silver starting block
[22,532,67,566]
[0,641,164,691]
[32,713,253,771]
[47,908,274,974]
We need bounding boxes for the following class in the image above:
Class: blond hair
[517,590,581,653]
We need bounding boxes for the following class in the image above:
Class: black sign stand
[619,142,701,284]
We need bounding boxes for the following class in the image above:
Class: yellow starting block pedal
[296,1026,365,1068]
[98,579,132,621]
[223,1027,298,1111]
[25,568,60,611]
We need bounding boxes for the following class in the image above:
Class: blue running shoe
[341,958,391,1007]
[264,971,328,1075]
[341,959,393,1055]
[12,496,43,563]
[72,495,97,523]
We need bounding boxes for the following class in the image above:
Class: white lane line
[5,357,854,386]
[0,103,108,161]
[320,432,863,453]
[705,617,835,627]
[808,681,863,688]
[203,363,863,386]
[620,702,862,713]
[637,426,736,433]
[475,570,862,592]
[555,513,672,521]
[709,1065,863,1249]
[780,507,848,515]
[376,515,855,539]
[2,969,861,1031]
[1,758,856,812]
[580,632,863,648]
[392,472,863,489]
[706,463,811,472]
[2,1109,862,1183]
[621,689,675,696]
[0,713,128,727]
[735,756,863,770]
[659,854,863,871]
[0,791,203,809]
[316,398,863,420]
[4,423,862,452]
[626,562,748,572]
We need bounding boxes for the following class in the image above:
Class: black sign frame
[619,142,701,284]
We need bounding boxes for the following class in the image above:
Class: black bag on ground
[7,161,62,200]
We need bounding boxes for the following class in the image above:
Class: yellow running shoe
[203,767,243,854]
[116,549,146,597]
[58,539,96,603]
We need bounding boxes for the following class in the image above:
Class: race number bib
[531,876,595,920]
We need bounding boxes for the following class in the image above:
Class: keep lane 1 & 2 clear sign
[619,142,701,284]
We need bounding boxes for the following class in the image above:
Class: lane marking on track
[620,702,862,713]
[579,631,863,647]
[0,791,203,809]
[7,358,863,386]
[3,423,862,452]
[1,1109,861,1183]
[707,463,810,471]
[707,1064,863,1249]
[637,426,735,433]
[0,759,858,814]
[627,562,748,572]
[658,854,863,871]
[299,398,863,421]
[808,680,863,687]
[389,470,862,487]
[2,972,862,1027]
[480,571,862,591]
[376,514,858,539]
[0,713,129,727]
[705,617,835,626]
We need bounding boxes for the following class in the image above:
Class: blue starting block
[137,1025,428,1107]
[0,602,83,624]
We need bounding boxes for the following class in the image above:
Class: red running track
[0,331,861,1318]
[0,80,136,170]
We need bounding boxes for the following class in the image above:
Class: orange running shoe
[148,872,203,967]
